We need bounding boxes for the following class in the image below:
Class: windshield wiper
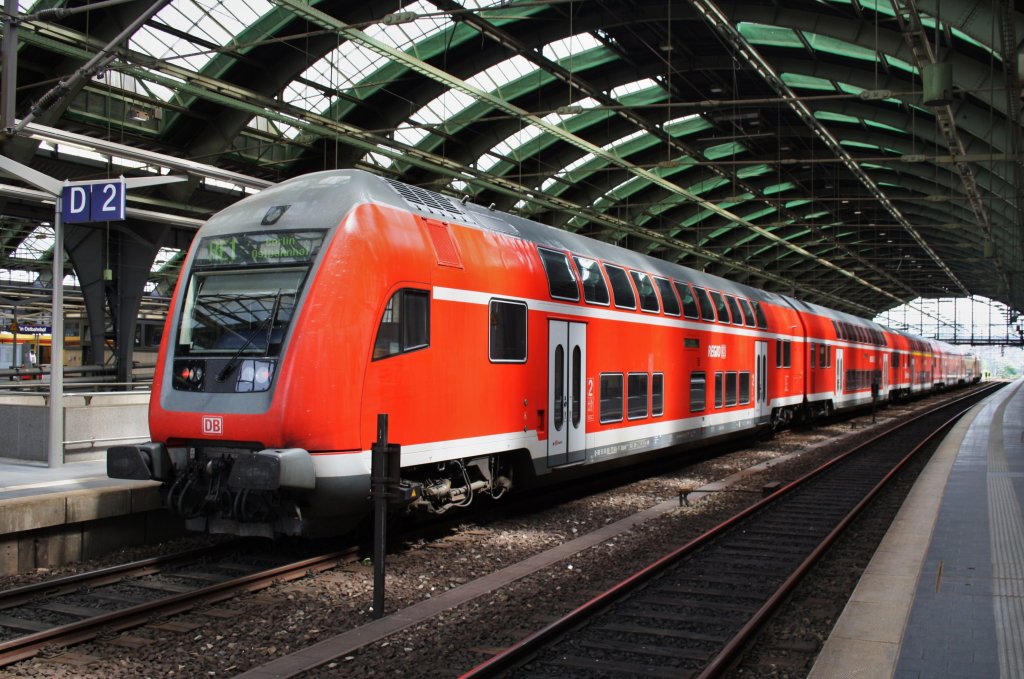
[217,290,283,383]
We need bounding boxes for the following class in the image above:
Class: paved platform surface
[0,458,141,502]
[0,456,165,574]
[809,379,1024,679]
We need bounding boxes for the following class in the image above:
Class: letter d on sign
[61,185,91,223]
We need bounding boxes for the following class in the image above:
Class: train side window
[488,299,527,363]
[738,298,757,327]
[725,295,743,325]
[373,288,430,360]
[627,373,649,419]
[809,342,816,369]
[573,256,610,306]
[675,281,699,319]
[775,340,791,368]
[819,343,827,369]
[709,291,730,323]
[892,351,900,368]
[714,372,724,408]
[753,301,768,329]
[689,371,706,412]
[599,373,624,423]
[694,286,716,321]
[739,372,751,404]
[653,277,680,316]
[630,271,661,313]
[827,345,832,367]
[725,371,737,407]
[604,264,637,310]
[652,373,664,416]
[537,248,580,301]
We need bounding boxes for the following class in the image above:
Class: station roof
[1,0,1022,320]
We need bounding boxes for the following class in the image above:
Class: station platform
[0,457,176,576]
[809,379,1024,679]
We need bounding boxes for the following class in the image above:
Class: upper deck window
[694,286,716,321]
[675,281,699,319]
[573,256,610,305]
[709,291,730,324]
[605,264,637,310]
[654,277,680,316]
[725,295,744,325]
[753,301,768,329]
[738,298,756,327]
[373,288,430,360]
[630,271,660,313]
[537,248,579,301]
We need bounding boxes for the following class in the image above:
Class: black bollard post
[371,414,389,619]
[370,414,402,619]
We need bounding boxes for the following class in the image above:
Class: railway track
[0,541,356,667]
[460,383,1003,678]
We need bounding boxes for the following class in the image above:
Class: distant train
[1,314,163,371]
[107,170,981,537]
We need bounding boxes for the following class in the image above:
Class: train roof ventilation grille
[385,179,467,221]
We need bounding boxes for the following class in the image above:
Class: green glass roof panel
[664,115,712,138]
[686,176,730,196]
[816,111,861,125]
[737,163,771,179]
[785,199,811,208]
[737,23,803,48]
[885,54,918,75]
[704,141,747,160]
[803,33,878,64]
[864,118,906,133]
[948,25,998,58]
[840,139,879,150]
[742,206,777,222]
[763,181,796,196]
[781,73,837,92]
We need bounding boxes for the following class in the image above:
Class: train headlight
[236,359,275,392]
[172,360,206,391]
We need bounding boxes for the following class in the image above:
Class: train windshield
[176,230,324,356]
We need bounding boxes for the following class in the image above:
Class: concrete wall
[0,391,150,462]
[0,484,187,575]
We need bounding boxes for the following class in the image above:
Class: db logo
[202,416,224,436]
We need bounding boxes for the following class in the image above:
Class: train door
[836,348,844,397]
[882,353,889,396]
[910,357,916,393]
[548,320,587,466]
[755,341,769,419]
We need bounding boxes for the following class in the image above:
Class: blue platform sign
[61,180,126,223]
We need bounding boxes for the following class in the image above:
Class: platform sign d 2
[60,180,126,223]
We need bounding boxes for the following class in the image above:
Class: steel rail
[697,399,982,677]
[0,542,242,610]
[0,548,355,667]
[459,382,1002,678]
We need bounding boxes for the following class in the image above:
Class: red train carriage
[107,169,980,537]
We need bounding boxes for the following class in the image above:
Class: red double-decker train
[108,170,981,537]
